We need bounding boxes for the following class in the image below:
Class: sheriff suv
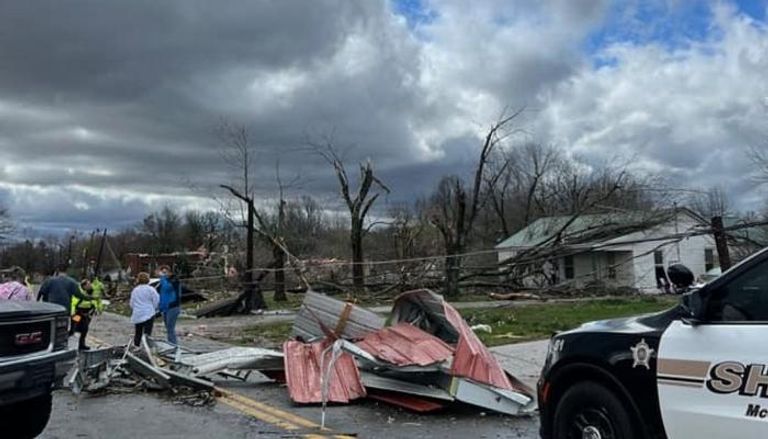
[538,246,768,439]
[0,301,76,438]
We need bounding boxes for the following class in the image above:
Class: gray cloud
[1,0,764,236]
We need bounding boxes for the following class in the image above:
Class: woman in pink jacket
[0,267,31,301]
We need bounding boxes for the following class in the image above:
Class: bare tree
[689,186,730,219]
[750,146,768,183]
[0,205,13,244]
[427,113,520,297]
[142,206,183,254]
[283,195,325,256]
[217,123,267,311]
[311,139,390,294]
[184,210,223,251]
[485,142,559,237]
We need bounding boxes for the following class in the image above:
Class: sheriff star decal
[630,338,654,369]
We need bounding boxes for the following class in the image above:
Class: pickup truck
[538,246,768,438]
[0,301,76,438]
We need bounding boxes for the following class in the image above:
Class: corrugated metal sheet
[391,289,525,394]
[292,290,385,341]
[356,322,454,367]
[442,303,515,391]
[283,340,366,404]
[178,347,284,376]
[360,371,454,401]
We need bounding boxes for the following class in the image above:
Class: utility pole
[95,229,108,276]
[245,199,256,312]
[82,229,97,278]
[673,202,681,262]
[66,235,75,271]
[711,216,732,271]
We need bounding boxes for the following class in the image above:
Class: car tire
[0,392,53,439]
[552,381,636,439]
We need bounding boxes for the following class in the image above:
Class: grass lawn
[232,295,679,348]
[464,296,679,347]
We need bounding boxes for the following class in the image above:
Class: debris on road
[172,346,283,377]
[69,342,213,405]
[282,289,536,418]
[356,322,454,367]
[71,289,535,422]
[283,339,366,404]
[292,290,385,341]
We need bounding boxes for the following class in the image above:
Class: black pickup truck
[0,301,76,438]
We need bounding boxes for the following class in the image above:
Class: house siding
[497,211,721,292]
[606,215,715,292]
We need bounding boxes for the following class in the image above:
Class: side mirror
[681,289,706,325]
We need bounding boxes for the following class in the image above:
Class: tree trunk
[244,200,266,311]
[351,224,365,293]
[273,243,286,302]
[712,216,732,271]
[444,245,461,298]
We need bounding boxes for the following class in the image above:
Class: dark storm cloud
[11,1,762,235]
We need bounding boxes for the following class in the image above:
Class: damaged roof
[356,322,454,367]
[283,340,366,404]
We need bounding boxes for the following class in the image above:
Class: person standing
[89,275,105,313]
[70,279,96,350]
[38,264,93,312]
[0,267,32,301]
[130,272,158,347]
[157,266,181,345]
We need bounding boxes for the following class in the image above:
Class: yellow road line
[217,393,301,430]
[216,387,321,429]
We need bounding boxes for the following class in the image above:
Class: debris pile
[71,289,535,421]
[282,289,536,416]
[69,336,283,406]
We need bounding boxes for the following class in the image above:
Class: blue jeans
[163,306,181,345]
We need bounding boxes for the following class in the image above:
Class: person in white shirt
[129,272,159,347]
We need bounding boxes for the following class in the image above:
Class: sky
[1,0,767,237]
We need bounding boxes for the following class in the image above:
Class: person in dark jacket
[38,264,93,312]
[157,265,181,345]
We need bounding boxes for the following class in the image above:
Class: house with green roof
[494,209,723,292]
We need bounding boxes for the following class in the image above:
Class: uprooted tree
[311,139,390,294]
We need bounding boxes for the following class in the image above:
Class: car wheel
[0,392,53,439]
[552,381,636,439]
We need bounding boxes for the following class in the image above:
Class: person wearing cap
[130,272,159,347]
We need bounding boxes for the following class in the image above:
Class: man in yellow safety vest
[70,278,101,350]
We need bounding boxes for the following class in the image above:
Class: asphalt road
[42,312,547,439]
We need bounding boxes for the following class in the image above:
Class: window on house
[654,250,664,267]
[654,250,669,291]
[705,248,718,272]
[606,252,617,279]
[564,255,575,280]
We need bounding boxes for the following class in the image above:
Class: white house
[495,209,721,293]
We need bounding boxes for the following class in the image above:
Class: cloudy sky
[1,0,767,237]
